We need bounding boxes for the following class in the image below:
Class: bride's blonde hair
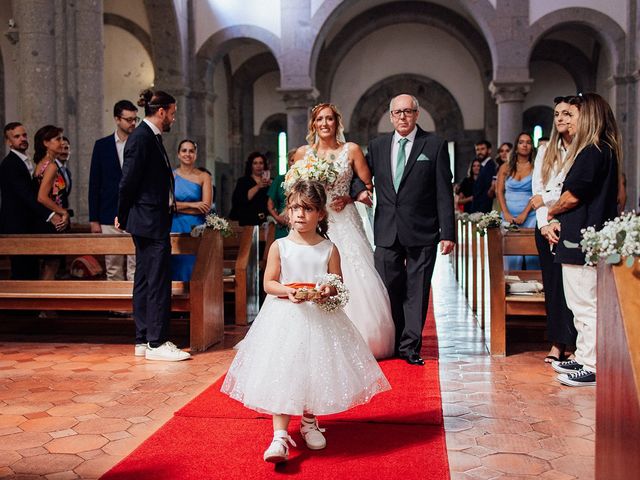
[306,103,346,146]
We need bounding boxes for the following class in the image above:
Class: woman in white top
[530,96,579,363]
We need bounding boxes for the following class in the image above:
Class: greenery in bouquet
[191,213,234,238]
[283,155,339,193]
[572,212,640,267]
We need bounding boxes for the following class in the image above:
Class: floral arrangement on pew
[190,213,234,238]
[565,211,640,267]
[474,210,503,236]
[283,156,339,193]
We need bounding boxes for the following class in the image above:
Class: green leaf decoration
[615,230,626,248]
[626,256,635,268]
[606,253,621,264]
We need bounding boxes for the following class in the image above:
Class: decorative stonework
[489,81,532,103]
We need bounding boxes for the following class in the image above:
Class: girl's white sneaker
[263,431,296,463]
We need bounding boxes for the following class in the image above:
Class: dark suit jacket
[470,159,496,213]
[117,122,175,240]
[367,126,455,247]
[89,135,121,225]
[0,151,51,234]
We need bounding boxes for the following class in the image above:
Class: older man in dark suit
[116,90,190,362]
[366,94,455,366]
[0,122,66,279]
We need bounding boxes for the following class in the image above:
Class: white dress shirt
[114,131,127,168]
[143,118,161,136]
[390,126,418,179]
[532,140,568,228]
[11,149,34,176]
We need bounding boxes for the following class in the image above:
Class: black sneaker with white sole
[557,369,596,387]
[552,359,583,374]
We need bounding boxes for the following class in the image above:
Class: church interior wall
[103,25,154,137]
[329,23,485,130]
[0,1,16,125]
[253,71,286,137]
[524,61,576,113]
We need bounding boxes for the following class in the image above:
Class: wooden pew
[485,227,545,355]
[596,260,640,480]
[0,230,224,352]
[223,223,275,326]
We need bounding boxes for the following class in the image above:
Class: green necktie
[394,137,409,192]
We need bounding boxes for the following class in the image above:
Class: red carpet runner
[102,299,449,479]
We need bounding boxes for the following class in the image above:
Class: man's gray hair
[389,95,420,112]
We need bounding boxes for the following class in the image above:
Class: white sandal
[263,432,297,463]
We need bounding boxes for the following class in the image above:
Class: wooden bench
[0,230,224,352]
[223,223,275,326]
[485,227,545,355]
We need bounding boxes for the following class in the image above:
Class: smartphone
[262,170,271,181]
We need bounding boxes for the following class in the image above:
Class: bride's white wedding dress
[303,145,395,359]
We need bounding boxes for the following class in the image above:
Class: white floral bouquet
[283,155,339,193]
[572,211,640,266]
[313,273,349,312]
[191,213,234,238]
[476,210,502,236]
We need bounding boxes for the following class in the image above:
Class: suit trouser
[101,224,136,281]
[374,238,437,357]
[561,264,597,372]
[132,234,171,346]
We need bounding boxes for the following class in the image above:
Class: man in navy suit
[89,100,139,281]
[470,140,495,213]
[116,90,190,362]
[0,122,66,279]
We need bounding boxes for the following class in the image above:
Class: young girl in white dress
[220,180,390,464]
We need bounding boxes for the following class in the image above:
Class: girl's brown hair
[286,180,329,238]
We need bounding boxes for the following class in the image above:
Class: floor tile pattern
[0,257,594,478]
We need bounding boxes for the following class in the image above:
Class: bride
[292,103,395,359]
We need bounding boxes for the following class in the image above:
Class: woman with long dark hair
[229,152,271,226]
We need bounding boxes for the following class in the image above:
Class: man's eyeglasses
[118,116,140,124]
[390,109,418,118]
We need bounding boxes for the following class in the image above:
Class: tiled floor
[0,257,594,479]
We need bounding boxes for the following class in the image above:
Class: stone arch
[103,13,153,62]
[309,0,498,81]
[349,74,464,143]
[530,39,596,92]
[528,8,626,76]
[195,26,282,92]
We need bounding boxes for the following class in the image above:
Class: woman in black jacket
[230,152,271,226]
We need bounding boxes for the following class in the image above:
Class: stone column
[68,0,104,221]
[13,0,57,133]
[278,88,318,150]
[489,81,531,146]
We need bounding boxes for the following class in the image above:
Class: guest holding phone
[229,152,272,226]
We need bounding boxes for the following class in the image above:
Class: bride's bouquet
[283,155,339,193]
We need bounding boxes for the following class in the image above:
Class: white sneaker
[134,343,148,357]
[145,341,191,362]
[300,418,326,450]
[263,431,296,463]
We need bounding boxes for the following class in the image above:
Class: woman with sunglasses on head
[488,142,512,211]
[530,96,579,364]
[546,93,620,387]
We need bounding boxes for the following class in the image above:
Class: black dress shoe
[402,353,425,366]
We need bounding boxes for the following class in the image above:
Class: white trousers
[561,264,597,372]
[101,224,136,281]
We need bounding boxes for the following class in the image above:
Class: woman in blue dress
[496,132,540,270]
[171,139,213,280]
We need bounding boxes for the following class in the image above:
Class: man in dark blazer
[367,94,455,366]
[116,90,189,362]
[89,100,138,281]
[0,122,66,279]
